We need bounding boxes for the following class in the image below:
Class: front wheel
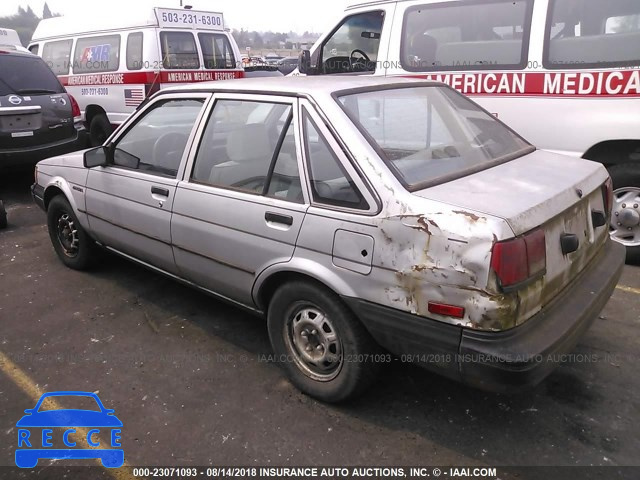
[267,281,380,403]
[608,163,640,264]
[47,196,98,270]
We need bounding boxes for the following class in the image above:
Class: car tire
[608,163,640,264]
[267,280,380,403]
[47,196,98,270]
[0,200,7,229]
[89,114,113,147]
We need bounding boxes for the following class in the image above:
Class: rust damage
[453,210,485,222]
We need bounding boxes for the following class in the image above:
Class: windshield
[338,86,532,189]
[0,54,65,96]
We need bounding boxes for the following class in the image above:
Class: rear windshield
[160,32,200,69]
[401,0,533,71]
[545,0,640,69]
[0,54,64,96]
[198,33,236,69]
[338,86,532,190]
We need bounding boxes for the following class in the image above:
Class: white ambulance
[29,7,243,146]
[298,0,640,260]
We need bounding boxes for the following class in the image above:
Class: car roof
[161,76,441,98]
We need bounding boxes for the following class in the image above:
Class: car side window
[302,111,367,210]
[114,98,205,177]
[192,100,303,203]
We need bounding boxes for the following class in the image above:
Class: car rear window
[0,54,64,96]
[337,86,532,190]
[401,0,534,72]
[545,0,640,69]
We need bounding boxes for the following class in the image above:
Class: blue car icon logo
[15,391,123,468]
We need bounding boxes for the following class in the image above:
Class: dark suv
[0,49,87,170]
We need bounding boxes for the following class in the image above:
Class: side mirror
[84,146,111,168]
[24,409,34,414]
[298,50,311,75]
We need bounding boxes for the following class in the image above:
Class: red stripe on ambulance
[59,70,244,87]
[411,70,640,97]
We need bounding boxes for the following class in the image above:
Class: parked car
[297,0,640,260]
[0,48,87,170]
[29,7,244,146]
[32,76,624,402]
[278,56,300,76]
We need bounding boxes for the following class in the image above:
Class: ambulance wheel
[0,200,7,229]
[608,163,640,264]
[89,114,113,146]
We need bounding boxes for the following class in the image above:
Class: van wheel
[89,114,113,146]
[267,281,380,403]
[0,200,7,229]
[47,196,97,270]
[608,163,640,264]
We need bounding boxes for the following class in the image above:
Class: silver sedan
[32,76,625,402]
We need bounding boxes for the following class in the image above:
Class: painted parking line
[616,285,640,295]
[0,351,135,480]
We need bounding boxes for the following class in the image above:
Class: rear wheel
[267,281,380,403]
[608,163,640,264]
[0,200,7,229]
[47,196,97,270]
[89,114,113,146]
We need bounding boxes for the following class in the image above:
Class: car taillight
[491,229,546,290]
[603,177,613,217]
[69,94,81,121]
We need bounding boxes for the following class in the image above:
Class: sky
[0,0,350,33]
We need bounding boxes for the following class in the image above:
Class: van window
[126,32,144,70]
[41,39,72,75]
[545,0,640,69]
[401,0,533,72]
[74,35,121,73]
[319,11,385,74]
[28,44,39,55]
[160,32,200,69]
[198,33,236,69]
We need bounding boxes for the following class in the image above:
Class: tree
[43,2,53,19]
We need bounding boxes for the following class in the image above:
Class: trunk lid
[0,52,74,150]
[415,150,610,305]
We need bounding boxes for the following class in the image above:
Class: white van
[29,7,243,146]
[298,0,640,259]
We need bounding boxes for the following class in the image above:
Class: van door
[306,6,395,76]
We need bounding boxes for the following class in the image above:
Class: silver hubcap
[610,188,640,247]
[286,306,342,382]
[56,213,80,257]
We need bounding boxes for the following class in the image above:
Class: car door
[172,94,309,307]
[84,93,209,274]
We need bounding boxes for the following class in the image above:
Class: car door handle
[151,186,169,197]
[265,212,293,226]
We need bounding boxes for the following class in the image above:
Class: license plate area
[0,113,42,132]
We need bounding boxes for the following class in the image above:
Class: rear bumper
[345,239,625,393]
[0,129,88,168]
